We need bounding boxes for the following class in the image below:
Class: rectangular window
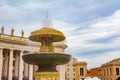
[116,68,119,75]
[110,68,112,75]
[104,69,105,76]
[80,68,84,76]
[68,68,69,72]
[73,68,75,72]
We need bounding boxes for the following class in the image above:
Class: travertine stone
[14,52,19,79]
[29,65,33,80]
[3,50,9,79]
[8,49,14,80]
[0,48,3,80]
[19,51,24,80]
[24,62,29,79]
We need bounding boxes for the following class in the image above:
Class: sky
[0,0,120,69]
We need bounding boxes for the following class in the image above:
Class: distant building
[65,58,87,80]
[100,58,120,80]
[87,67,101,78]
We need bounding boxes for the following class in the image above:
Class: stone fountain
[22,27,71,80]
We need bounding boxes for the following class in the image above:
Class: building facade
[65,58,87,80]
[100,58,120,80]
[87,67,101,78]
[0,27,67,80]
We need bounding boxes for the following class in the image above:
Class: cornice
[0,34,40,46]
[75,62,87,66]
[101,63,120,67]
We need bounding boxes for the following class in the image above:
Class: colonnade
[0,48,33,80]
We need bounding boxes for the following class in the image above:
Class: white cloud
[66,9,120,51]
[66,10,120,69]
[0,0,56,21]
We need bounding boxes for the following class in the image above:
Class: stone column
[3,50,9,80]
[29,65,33,80]
[57,65,65,80]
[33,66,38,80]
[8,49,14,80]
[23,63,29,80]
[19,51,24,80]
[0,48,3,80]
[14,52,19,80]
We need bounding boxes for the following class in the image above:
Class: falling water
[42,12,53,28]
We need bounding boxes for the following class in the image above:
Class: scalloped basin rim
[22,53,71,65]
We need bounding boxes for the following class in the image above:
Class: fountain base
[35,72,59,80]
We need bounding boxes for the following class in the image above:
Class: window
[116,68,119,75]
[80,68,84,76]
[13,60,15,66]
[73,68,75,72]
[110,68,112,75]
[80,78,84,80]
[68,68,69,72]
[104,69,105,76]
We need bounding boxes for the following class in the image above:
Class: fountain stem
[40,36,54,52]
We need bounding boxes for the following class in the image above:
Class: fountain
[22,26,71,80]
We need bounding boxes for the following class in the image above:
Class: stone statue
[1,26,4,34]
[11,28,14,36]
[21,30,24,37]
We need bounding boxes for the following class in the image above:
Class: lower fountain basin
[22,52,71,65]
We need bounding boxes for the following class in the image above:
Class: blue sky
[0,0,120,69]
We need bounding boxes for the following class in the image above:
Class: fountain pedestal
[35,72,59,80]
